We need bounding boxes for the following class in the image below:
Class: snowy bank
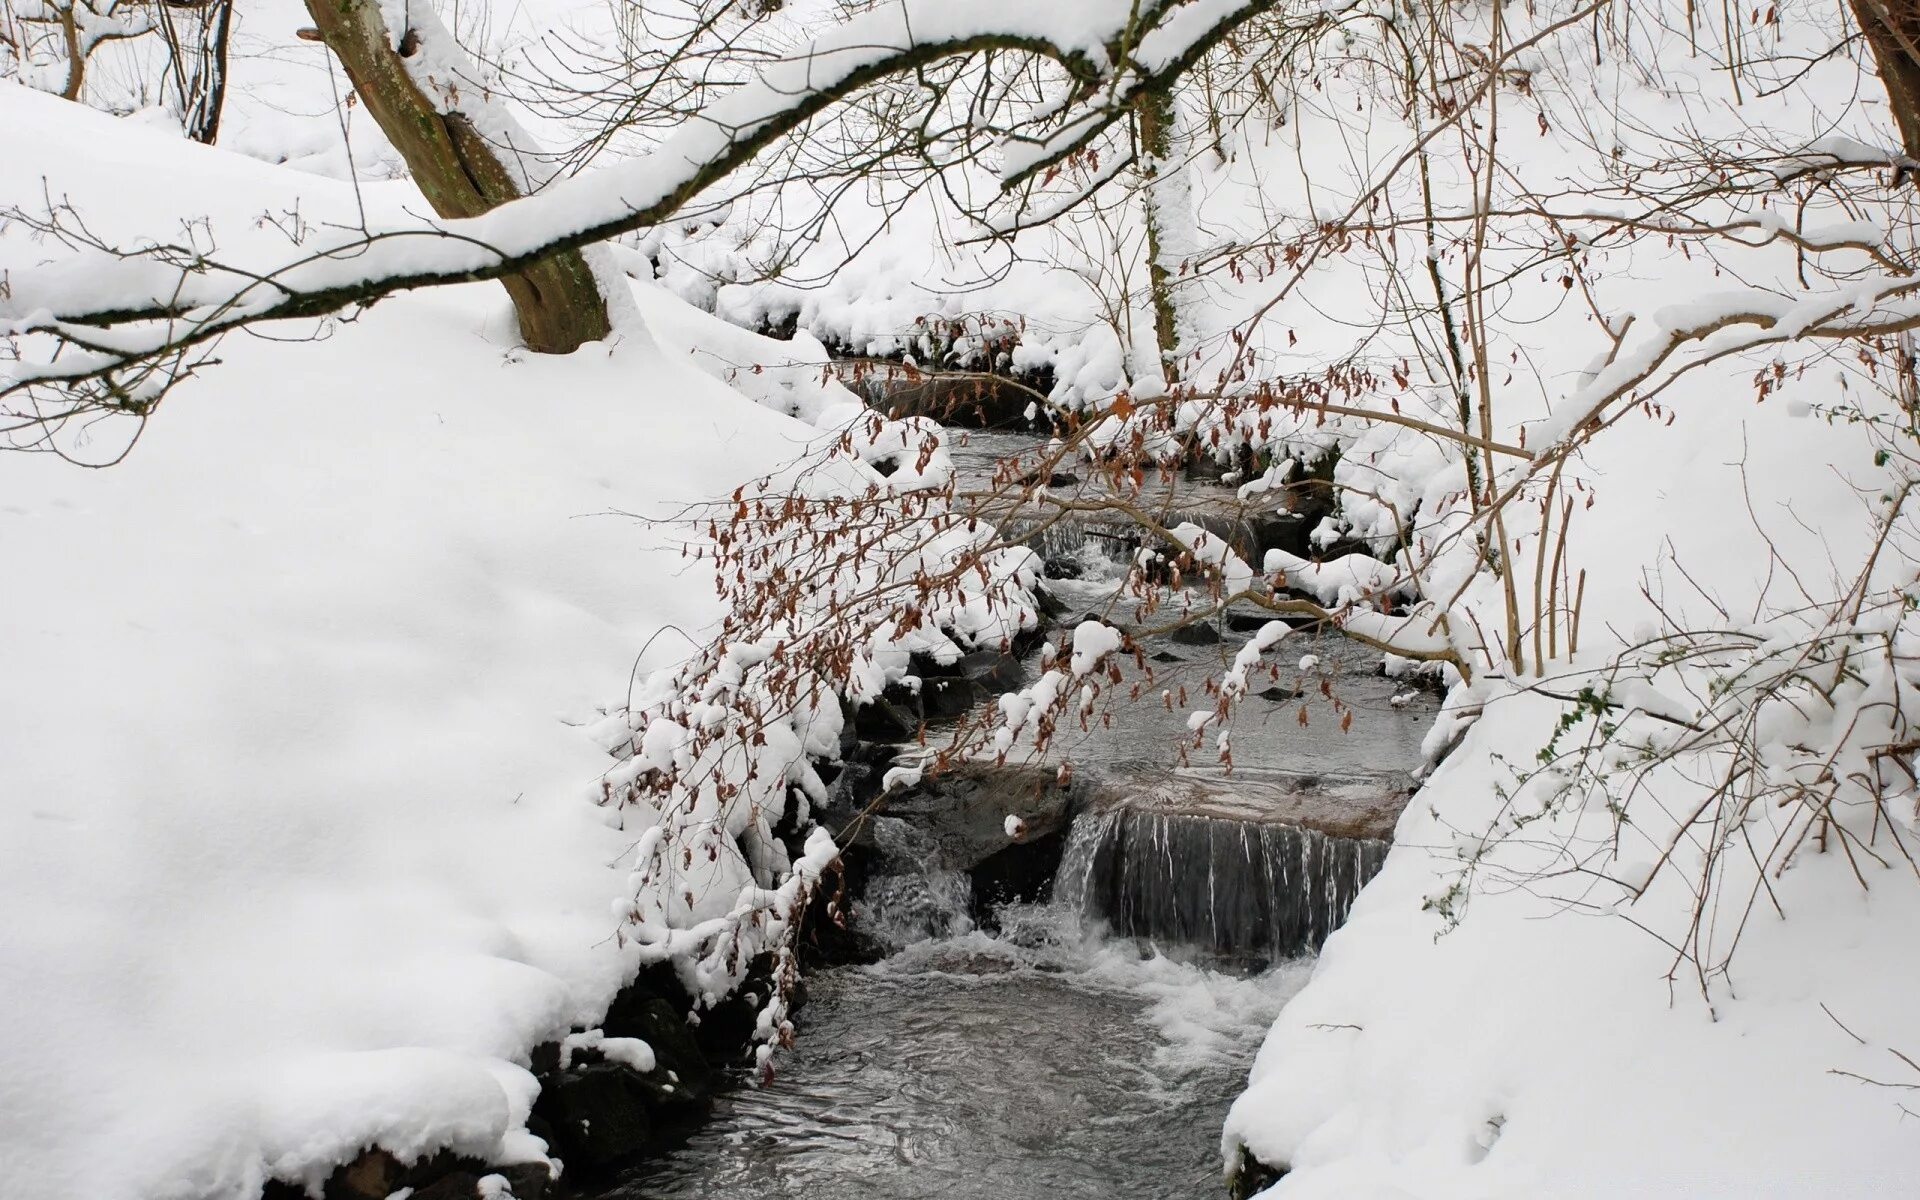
[0,84,828,1200]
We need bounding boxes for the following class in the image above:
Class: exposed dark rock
[407,1172,482,1200]
[1169,621,1222,646]
[522,973,721,1184]
[854,371,1045,430]
[1227,1150,1288,1200]
[860,761,1083,873]
[271,1147,555,1200]
[1255,685,1304,702]
[688,973,773,1066]
[493,1162,556,1200]
[958,646,1028,693]
[852,695,919,742]
[325,1148,404,1200]
[601,991,712,1101]
[969,826,1069,920]
[1150,650,1183,663]
[532,1065,654,1173]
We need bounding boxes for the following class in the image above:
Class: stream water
[609,423,1430,1199]
[619,904,1309,1200]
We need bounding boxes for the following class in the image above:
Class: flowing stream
[608,422,1433,1199]
[618,904,1310,1200]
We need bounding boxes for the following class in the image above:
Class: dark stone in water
[969,825,1069,920]
[1256,685,1304,702]
[1150,650,1183,663]
[862,761,1082,872]
[602,989,713,1099]
[958,646,1028,692]
[1226,610,1274,633]
[1169,622,1222,645]
[526,974,721,1179]
[1019,469,1080,488]
[1227,1151,1288,1200]
[534,1064,656,1172]
[852,370,1043,430]
[920,675,987,721]
[852,695,918,742]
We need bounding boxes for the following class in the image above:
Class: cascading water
[599,419,1438,1199]
[1054,806,1390,963]
[615,898,1313,1200]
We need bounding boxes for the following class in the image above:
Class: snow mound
[0,86,820,1200]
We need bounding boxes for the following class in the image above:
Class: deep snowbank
[1224,383,1920,1197]
[0,84,820,1199]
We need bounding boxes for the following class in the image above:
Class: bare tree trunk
[159,0,233,145]
[1854,0,1920,163]
[1136,86,1189,385]
[303,0,610,353]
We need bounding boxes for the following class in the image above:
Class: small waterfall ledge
[1053,770,1412,962]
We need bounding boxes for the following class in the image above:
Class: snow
[0,83,828,1200]
[12,0,1920,1197]
[558,1031,656,1075]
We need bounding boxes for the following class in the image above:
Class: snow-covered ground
[0,81,834,1199]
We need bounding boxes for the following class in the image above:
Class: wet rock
[819,739,894,829]
[958,646,1028,692]
[969,826,1069,918]
[601,991,713,1102]
[1225,610,1274,633]
[852,695,919,742]
[1227,1151,1288,1200]
[851,370,1047,430]
[1150,650,1183,663]
[689,975,772,1065]
[1255,685,1304,702]
[866,761,1084,872]
[1248,510,1316,562]
[492,1163,555,1200]
[919,675,987,721]
[1057,768,1414,959]
[1169,622,1222,646]
[1091,767,1414,841]
[532,1064,655,1172]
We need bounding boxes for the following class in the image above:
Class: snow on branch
[0,0,1321,435]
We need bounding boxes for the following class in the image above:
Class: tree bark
[302,0,610,352]
[1854,0,1920,164]
[1136,86,1184,384]
[158,0,234,145]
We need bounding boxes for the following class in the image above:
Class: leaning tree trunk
[1854,0,1920,163]
[302,0,610,353]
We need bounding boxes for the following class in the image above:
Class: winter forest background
[5,0,1920,1197]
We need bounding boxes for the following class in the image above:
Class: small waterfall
[856,816,977,948]
[1053,806,1389,961]
[1000,517,1137,575]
